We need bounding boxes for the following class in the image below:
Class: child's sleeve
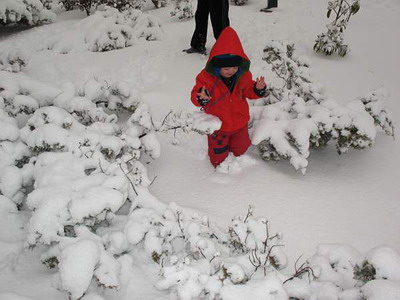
[243,71,267,100]
[191,72,208,107]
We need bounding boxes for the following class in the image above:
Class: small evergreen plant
[314,0,360,57]
[170,0,195,20]
[59,0,76,10]
[76,0,96,15]
[354,260,376,284]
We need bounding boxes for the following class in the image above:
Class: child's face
[220,67,239,78]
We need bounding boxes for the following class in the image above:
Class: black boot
[183,46,206,55]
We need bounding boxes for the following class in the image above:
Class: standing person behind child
[191,27,267,167]
[183,0,230,55]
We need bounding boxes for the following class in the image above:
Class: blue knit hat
[211,54,243,68]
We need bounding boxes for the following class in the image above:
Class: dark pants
[190,0,230,50]
[207,126,251,167]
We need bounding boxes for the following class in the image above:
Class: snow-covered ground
[1,0,399,299]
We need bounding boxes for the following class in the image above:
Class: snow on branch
[0,0,56,26]
[44,226,122,299]
[157,110,222,136]
[0,72,142,117]
[0,48,31,73]
[358,88,395,138]
[0,108,32,207]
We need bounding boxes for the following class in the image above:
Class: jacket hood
[205,27,250,75]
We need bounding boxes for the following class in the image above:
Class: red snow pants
[207,125,251,167]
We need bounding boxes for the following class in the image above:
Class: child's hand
[197,86,211,106]
[255,76,266,90]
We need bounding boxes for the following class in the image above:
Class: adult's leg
[209,0,230,40]
[229,126,251,157]
[190,0,209,50]
[207,130,230,167]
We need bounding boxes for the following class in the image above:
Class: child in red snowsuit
[191,27,266,167]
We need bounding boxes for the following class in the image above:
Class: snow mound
[216,153,257,174]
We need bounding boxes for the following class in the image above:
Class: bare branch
[283,256,316,284]
[118,163,138,196]
[176,211,186,240]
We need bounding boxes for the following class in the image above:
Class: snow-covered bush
[0,109,32,207]
[307,244,360,289]
[0,73,58,207]
[305,244,400,300]
[98,0,154,12]
[314,0,360,57]
[251,41,394,173]
[82,7,135,50]
[81,78,142,112]
[0,72,63,108]
[45,7,163,54]
[75,0,97,15]
[0,0,56,26]
[151,0,168,8]
[99,0,131,11]
[0,124,31,171]
[25,150,152,299]
[358,89,395,138]
[41,226,124,298]
[1,72,145,119]
[59,0,76,11]
[100,204,288,300]
[129,0,147,10]
[170,0,194,20]
[0,48,30,73]
[59,0,119,16]
[3,94,39,117]
[37,0,63,12]
[40,0,53,10]
[98,0,146,11]
[132,10,164,41]
[0,71,163,299]
[353,245,400,284]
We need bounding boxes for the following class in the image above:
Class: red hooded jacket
[191,27,262,132]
